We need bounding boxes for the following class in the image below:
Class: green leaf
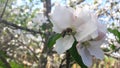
[47,33,61,48]
[0,60,7,68]
[102,48,110,52]
[110,44,116,50]
[0,51,8,58]
[10,61,24,68]
[29,0,32,2]
[108,28,120,43]
[69,41,87,68]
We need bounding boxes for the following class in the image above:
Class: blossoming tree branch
[0,0,120,68]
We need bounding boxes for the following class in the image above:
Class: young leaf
[108,28,120,43]
[47,33,61,48]
[110,44,116,50]
[69,41,87,68]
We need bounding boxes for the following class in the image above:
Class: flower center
[81,41,90,47]
[61,28,76,37]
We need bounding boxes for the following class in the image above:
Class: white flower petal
[81,31,98,42]
[94,22,106,40]
[97,22,107,34]
[75,6,91,24]
[54,35,74,54]
[73,6,93,29]
[76,43,92,67]
[75,22,97,41]
[91,31,98,39]
[95,31,106,40]
[87,40,104,60]
[52,23,63,33]
[51,5,74,33]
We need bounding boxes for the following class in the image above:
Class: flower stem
[66,50,70,68]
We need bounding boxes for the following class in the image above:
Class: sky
[16,0,94,6]
[16,0,106,9]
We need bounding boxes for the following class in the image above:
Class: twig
[105,47,120,54]
[0,0,9,18]
[66,50,70,68]
[105,53,120,60]
[114,47,120,52]
[44,0,51,17]
[44,0,52,23]
[104,47,120,60]
[59,58,66,68]
[37,0,52,67]
[0,18,42,34]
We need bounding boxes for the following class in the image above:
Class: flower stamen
[61,28,76,37]
[81,41,90,47]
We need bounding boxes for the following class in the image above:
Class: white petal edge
[87,40,104,60]
[52,23,63,33]
[51,5,74,32]
[73,7,91,32]
[75,21,97,42]
[97,22,107,34]
[54,35,74,54]
[76,43,92,67]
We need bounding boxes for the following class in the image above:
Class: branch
[0,18,42,34]
[114,47,120,52]
[0,0,9,18]
[104,46,120,60]
[104,46,120,54]
[44,0,51,17]
[66,50,70,68]
[44,0,52,23]
[59,58,66,68]
[105,53,120,60]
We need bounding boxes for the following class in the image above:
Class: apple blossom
[50,4,106,67]
[51,5,98,54]
[76,22,106,67]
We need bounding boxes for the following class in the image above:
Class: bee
[61,28,72,37]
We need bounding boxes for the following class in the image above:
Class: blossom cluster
[50,4,106,67]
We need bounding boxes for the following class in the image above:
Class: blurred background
[0,0,120,68]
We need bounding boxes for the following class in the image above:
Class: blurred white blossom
[27,13,48,29]
[26,34,42,42]
[32,13,48,26]
[27,21,34,29]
